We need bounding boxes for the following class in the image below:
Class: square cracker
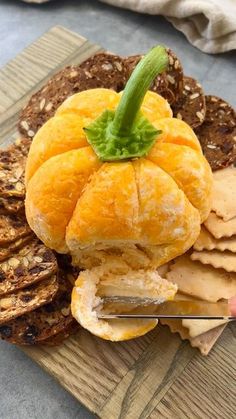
[212,167,236,222]
[191,250,236,273]
[194,226,236,252]
[189,324,227,355]
[204,212,236,239]
[182,318,228,338]
[166,255,236,302]
[161,319,227,355]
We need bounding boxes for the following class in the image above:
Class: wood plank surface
[0,26,235,419]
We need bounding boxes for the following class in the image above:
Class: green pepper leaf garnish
[84,45,168,161]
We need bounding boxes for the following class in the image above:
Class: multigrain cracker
[161,319,227,355]
[0,156,25,199]
[195,95,236,171]
[0,239,57,296]
[14,137,31,156]
[194,226,236,252]
[19,65,100,138]
[19,50,183,138]
[40,321,79,346]
[80,52,127,91]
[0,139,29,214]
[204,212,236,239]
[167,255,236,301]
[0,214,31,246]
[0,196,24,215]
[0,143,26,166]
[172,76,206,128]
[191,250,236,272]
[211,166,236,221]
[0,235,33,262]
[0,275,58,325]
[0,269,76,345]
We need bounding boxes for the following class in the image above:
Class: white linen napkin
[101,0,236,53]
[22,0,236,53]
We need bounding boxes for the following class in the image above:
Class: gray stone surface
[0,1,235,418]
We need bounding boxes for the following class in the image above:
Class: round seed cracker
[195,95,236,171]
[19,54,127,139]
[19,66,100,138]
[172,76,206,128]
[19,50,183,138]
[80,52,127,91]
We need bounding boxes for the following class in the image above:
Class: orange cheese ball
[25,88,213,264]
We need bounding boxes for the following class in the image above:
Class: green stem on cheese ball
[84,45,168,161]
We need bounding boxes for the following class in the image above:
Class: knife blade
[97,296,236,320]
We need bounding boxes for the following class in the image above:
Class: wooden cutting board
[0,26,235,419]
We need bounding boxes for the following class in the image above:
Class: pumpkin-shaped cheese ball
[25,52,212,264]
[25,47,212,341]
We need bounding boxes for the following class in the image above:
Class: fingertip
[229,296,236,317]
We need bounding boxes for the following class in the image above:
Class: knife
[98,296,236,320]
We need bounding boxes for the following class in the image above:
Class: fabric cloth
[101,0,236,54]
[22,0,236,53]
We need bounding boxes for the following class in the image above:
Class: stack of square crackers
[0,140,79,345]
[1,50,235,353]
[163,166,236,355]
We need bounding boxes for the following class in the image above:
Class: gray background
[0,1,235,418]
